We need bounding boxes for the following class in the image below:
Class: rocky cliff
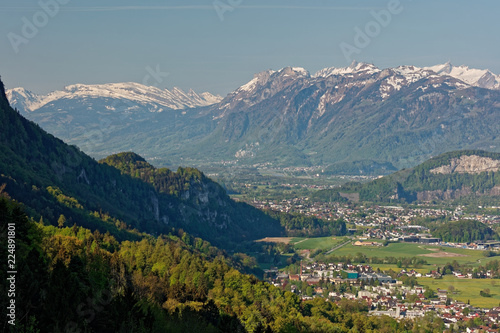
[430,155,500,174]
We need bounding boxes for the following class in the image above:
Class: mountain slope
[8,63,500,173]
[0,77,281,247]
[195,63,500,169]
[6,83,222,160]
[313,150,500,203]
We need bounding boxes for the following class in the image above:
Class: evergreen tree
[57,214,67,228]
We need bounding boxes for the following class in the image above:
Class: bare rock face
[430,155,500,174]
[416,187,473,201]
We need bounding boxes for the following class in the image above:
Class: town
[244,195,500,331]
[250,198,500,250]
[264,261,499,332]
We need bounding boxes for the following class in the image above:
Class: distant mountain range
[7,82,222,113]
[7,62,500,173]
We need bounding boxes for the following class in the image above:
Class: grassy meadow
[418,276,500,308]
[328,241,493,267]
[291,236,345,250]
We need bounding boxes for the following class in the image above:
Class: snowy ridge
[236,67,309,94]
[7,82,222,113]
[221,61,500,112]
[6,87,44,113]
[424,62,500,90]
[312,61,500,90]
[314,61,381,78]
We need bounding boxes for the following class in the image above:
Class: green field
[418,276,500,308]
[292,237,345,250]
[369,264,429,274]
[329,241,494,266]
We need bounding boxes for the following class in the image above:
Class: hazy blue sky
[1,0,499,96]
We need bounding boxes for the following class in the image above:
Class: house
[405,309,425,319]
[369,307,401,319]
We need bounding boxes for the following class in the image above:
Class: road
[326,239,352,255]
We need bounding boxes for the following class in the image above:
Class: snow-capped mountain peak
[6,87,43,112]
[7,82,222,113]
[424,63,500,89]
[313,61,381,78]
[279,66,310,77]
[237,69,276,93]
[311,62,500,90]
[222,62,500,115]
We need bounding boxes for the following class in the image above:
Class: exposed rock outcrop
[430,155,500,174]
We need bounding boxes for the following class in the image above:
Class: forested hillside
[314,150,500,203]
[0,78,282,248]
[0,188,420,332]
[0,76,456,332]
[413,218,497,243]
[264,210,347,237]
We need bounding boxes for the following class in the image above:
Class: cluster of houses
[371,300,499,332]
[249,199,499,240]
[265,262,499,331]
[269,262,392,283]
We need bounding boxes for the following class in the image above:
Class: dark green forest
[413,218,497,243]
[264,210,347,237]
[431,219,496,243]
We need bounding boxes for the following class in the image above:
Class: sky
[1,0,499,96]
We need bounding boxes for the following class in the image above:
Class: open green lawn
[369,264,429,274]
[330,241,491,266]
[293,236,344,250]
[418,276,500,308]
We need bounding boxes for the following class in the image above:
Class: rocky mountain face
[193,62,500,171]
[8,62,500,173]
[430,155,500,174]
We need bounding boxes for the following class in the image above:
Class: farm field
[329,241,493,267]
[255,237,295,244]
[292,236,345,250]
[418,276,500,308]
